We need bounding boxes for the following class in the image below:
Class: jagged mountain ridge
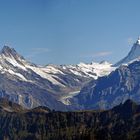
[0,46,114,110]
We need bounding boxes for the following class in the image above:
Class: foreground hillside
[0,99,140,140]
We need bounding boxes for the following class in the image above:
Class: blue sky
[0,0,140,65]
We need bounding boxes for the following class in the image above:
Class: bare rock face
[74,60,140,110]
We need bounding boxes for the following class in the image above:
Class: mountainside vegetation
[0,99,140,140]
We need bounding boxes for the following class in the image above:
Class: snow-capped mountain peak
[136,36,140,45]
[0,46,26,64]
[115,37,140,66]
[1,46,18,58]
[1,46,15,53]
[64,61,115,80]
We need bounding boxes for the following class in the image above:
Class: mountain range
[0,46,114,110]
[0,37,140,111]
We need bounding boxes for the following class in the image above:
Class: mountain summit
[115,37,140,66]
[0,46,25,61]
[1,46,16,54]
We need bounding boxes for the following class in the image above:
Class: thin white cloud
[31,47,49,53]
[92,51,112,57]
[81,51,112,59]
[26,47,50,59]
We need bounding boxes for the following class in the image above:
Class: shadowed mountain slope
[0,99,139,140]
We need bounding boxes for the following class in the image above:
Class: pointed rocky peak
[136,36,140,45]
[115,37,140,66]
[1,46,17,56]
[0,45,25,60]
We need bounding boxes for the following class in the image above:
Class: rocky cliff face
[74,60,140,110]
